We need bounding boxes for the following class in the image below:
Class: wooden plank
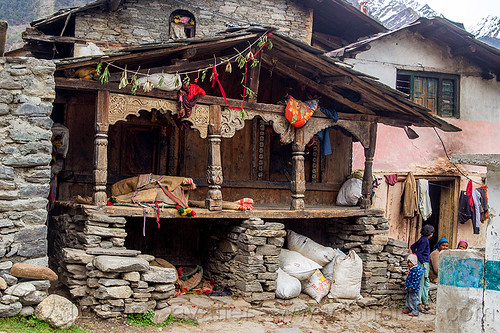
[23,32,129,48]
[261,53,377,115]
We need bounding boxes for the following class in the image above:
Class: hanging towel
[417,179,432,221]
[320,106,339,122]
[471,189,481,234]
[402,172,418,218]
[316,129,332,156]
[384,174,398,186]
[477,186,488,221]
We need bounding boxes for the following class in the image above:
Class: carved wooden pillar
[360,122,377,209]
[93,90,110,207]
[205,104,223,211]
[291,127,306,210]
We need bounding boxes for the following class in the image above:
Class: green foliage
[257,36,267,48]
[251,58,259,68]
[267,40,274,50]
[99,64,110,84]
[0,315,88,333]
[157,74,165,88]
[236,53,246,69]
[95,61,102,76]
[127,310,198,328]
[130,74,139,95]
[201,69,207,82]
[245,87,255,99]
[240,109,245,121]
[183,75,190,84]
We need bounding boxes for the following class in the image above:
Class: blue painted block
[485,260,500,291]
[439,256,484,289]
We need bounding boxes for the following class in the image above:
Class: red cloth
[384,174,398,186]
[187,83,206,101]
[466,179,473,211]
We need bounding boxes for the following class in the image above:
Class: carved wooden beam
[360,122,377,209]
[206,105,223,211]
[291,127,306,210]
[93,90,110,207]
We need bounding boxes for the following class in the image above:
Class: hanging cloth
[284,96,318,128]
[315,129,332,156]
[466,179,473,211]
[384,174,398,186]
[402,172,418,218]
[458,191,472,224]
[471,189,481,234]
[477,186,488,221]
[417,179,432,221]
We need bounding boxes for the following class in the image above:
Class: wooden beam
[262,53,376,115]
[360,122,377,209]
[248,52,262,103]
[23,31,130,48]
[323,75,353,85]
[206,104,223,211]
[93,90,110,207]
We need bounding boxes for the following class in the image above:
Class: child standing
[410,224,434,313]
[403,254,425,316]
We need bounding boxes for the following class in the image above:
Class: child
[410,224,434,313]
[457,240,468,249]
[403,254,425,316]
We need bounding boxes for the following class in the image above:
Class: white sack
[287,230,335,266]
[275,268,302,299]
[321,248,346,283]
[301,269,330,303]
[279,249,321,281]
[336,178,363,206]
[328,250,363,300]
[137,73,181,91]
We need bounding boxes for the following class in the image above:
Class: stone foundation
[0,56,56,316]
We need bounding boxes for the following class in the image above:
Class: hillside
[1,0,94,51]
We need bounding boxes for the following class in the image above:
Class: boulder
[93,256,149,273]
[20,306,35,317]
[35,295,78,329]
[142,266,176,283]
[0,302,22,317]
[153,307,172,324]
[5,282,36,297]
[10,263,58,281]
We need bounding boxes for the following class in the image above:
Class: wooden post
[360,122,377,209]
[0,20,7,57]
[93,90,110,207]
[291,127,306,210]
[247,52,262,103]
[205,104,223,211]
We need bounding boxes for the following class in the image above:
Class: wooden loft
[52,31,459,216]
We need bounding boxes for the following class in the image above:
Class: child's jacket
[405,265,425,293]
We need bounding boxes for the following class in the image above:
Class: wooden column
[360,122,377,209]
[205,104,223,211]
[247,52,262,103]
[291,127,306,210]
[93,90,110,207]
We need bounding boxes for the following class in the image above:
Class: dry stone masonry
[0,56,56,316]
[76,0,313,46]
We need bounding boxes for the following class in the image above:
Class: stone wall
[75,0,313,45]
[0,56,56,316]
[326,216,410,304]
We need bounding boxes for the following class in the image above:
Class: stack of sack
[276,230,363,303]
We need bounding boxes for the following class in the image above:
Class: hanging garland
[95,31,273,119]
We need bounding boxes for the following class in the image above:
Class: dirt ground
[74,294,436,333]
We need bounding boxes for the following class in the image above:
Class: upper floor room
[23,0,386,59]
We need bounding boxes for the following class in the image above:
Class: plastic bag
[321,248,346,283]
[287,230,335,267]
[301,269,331,303]
[336,178,363,206]
[328,250,363,300]
[275,268,302,299]
[279,249,321,281]
[137,73,181,91]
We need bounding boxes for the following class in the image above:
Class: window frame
[396,70,460,118]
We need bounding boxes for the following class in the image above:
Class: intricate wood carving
[257,119,265,180]
[335,120,372,149]
[206,105,223,211]
[221,108,245,138]
[302,117,337,150]
[360,122,377,209]
[291,127,306,210]
[108,93,209,138]
[312,140,318,183]
[245,109,293,143]
[94,90,109,207]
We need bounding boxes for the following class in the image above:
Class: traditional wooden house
[19,0,459,315]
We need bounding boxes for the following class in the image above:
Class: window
[396,70,459,118]
[169,10,196,39]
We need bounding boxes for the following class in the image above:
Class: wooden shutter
[413,76,438,113]
[440,79,455,117]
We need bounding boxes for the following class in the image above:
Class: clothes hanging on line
[457,182,488,235]
[417,179,432,221]
[315,129,332,156]
[402,172,418,218]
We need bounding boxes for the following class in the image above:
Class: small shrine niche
[169,10,196,39]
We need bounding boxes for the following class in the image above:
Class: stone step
[86,248,141,257]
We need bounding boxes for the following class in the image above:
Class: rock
[62,248,95,264]
[10,263,58,281]
[93,256,149,273]
[245,229,287,238]
[169,303,207,321]
[0,273,18,286]
[154,284,175,293]
[70,286,89,298]
[0,261,13,270]
[188,294,216,308]
[1,295,19,304]
[136,254,155,262]
[122,272,140,282]
[98,278,130,287]
[0,302,22,317]
[153,307,172,324]
[84,225,126,238]
[5,282,36,297]
[86,248,140,257]
[320,302,345,315]
[35,295,78,329]
[124,300,155,314]
[0,277,7,290]
[23,257,49,267]
[218,240,238,253]
[141,266,176,283]
[94,286,133,299]
[21,290,48,305]
[30,280,50,291]
[255,245,280,256]
[20,306,35,316]
[65,264,87,275]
